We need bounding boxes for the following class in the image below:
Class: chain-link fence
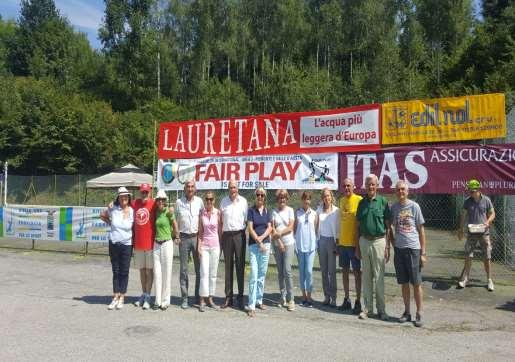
[1,176,513,285]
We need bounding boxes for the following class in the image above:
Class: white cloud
[55,0,104,30]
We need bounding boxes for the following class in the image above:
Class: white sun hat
[117,186,130,196]
[156,189,168,200]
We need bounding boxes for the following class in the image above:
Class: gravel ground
[0,248,514,361]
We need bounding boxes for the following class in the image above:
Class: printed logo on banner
[161,162,195,185]
[161,162,176,183]
[5,208,15,236]
[305,159,335,184]
[45,209,57,239]
[75,208,87,239]
[386,107,408,129]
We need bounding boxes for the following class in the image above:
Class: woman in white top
[294,191,318,307]
[317,188,340,307]
[271,189,296,311]
[100,187,134,310]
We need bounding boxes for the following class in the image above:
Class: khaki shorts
[465,234,492,260]
[134,249,153,269]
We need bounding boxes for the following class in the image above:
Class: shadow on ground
[496,299,515,312]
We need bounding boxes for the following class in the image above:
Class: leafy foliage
[0,0,513,174]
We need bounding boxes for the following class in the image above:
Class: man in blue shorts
[337,178,362,314]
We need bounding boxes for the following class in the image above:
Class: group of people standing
[100,174,496,329]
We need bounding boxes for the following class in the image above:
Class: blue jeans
[247,243,270,310]
[297,250,315,293]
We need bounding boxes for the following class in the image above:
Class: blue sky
[0,0,484,50]
[0,0,105,49]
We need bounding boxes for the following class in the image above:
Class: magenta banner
[339,144,515,194]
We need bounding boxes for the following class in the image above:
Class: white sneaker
[116,298,124,310]
[108,298,118,310]
[134,294,145,307]
[487,279,494,291]
[458,277,468,289]
[142,295,150,310]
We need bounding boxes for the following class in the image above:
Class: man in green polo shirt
[355,174,392,321]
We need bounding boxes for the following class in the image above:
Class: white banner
[0,206,109,243]
[157,154,339,190]
[300,108,380,149]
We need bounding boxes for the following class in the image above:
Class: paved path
[0,249,514,361]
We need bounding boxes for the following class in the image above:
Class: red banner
[339,144,515,194]
[158,105,380,159]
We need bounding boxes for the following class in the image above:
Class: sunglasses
[205,197,214,201]
[256,193,265,197]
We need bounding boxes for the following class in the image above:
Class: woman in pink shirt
[197,191,222,312]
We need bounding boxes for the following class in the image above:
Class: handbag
[467,223,486,234]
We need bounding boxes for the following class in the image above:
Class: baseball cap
[140,183,151,192]
[467,179,481,191]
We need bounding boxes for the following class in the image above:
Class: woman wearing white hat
[153,189,179,310]
[101,186,134,310]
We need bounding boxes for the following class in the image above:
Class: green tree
[445,2,515,106]
[8,0,96,86]
[0,18,16,74]
[0,75,24,167]
[11,78,121,174]
[397,0,430,98]
[99,0,165,110]
[416,0,474,91]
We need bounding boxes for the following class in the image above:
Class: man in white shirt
[220,179,248,309]
[175,180,204,309]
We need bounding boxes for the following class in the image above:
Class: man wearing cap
[131,183,155,310]
[220,179,248,309]
[457,179,496,291]
[175,180,204,309]
[355,174,392,321]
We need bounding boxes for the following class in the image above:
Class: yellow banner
[382,93,506,144]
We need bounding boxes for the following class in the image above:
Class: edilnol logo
[387,107,408,129]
